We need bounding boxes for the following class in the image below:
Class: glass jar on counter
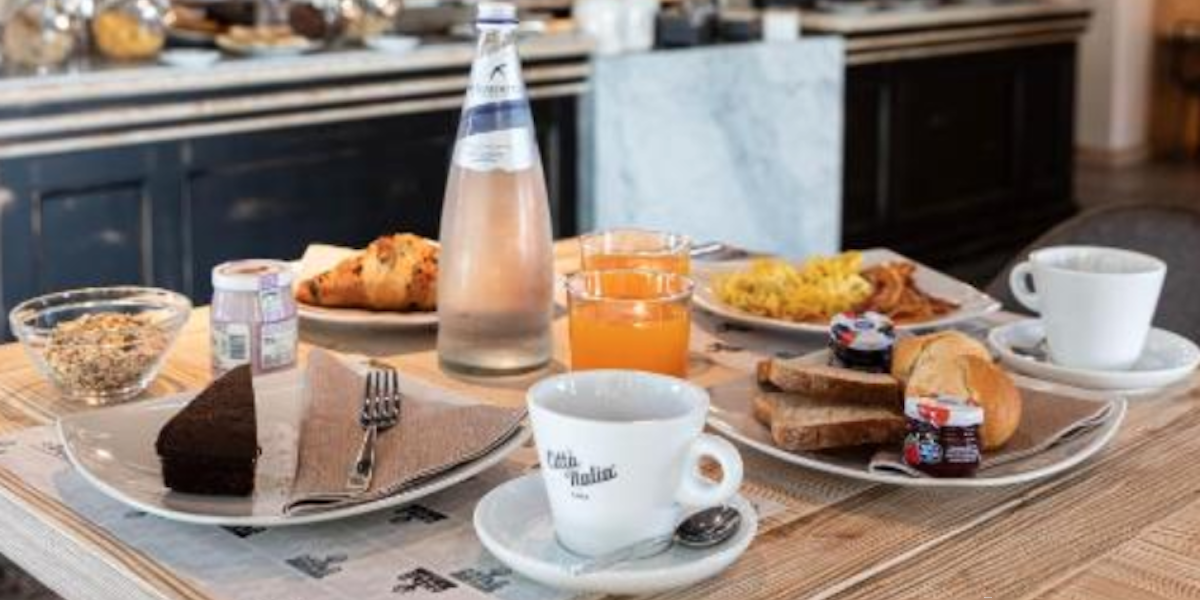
[338,0,402,44]
[287,0,400,45]
[210,260,298,377]
[91,0,167,61]
[2,0,82,70]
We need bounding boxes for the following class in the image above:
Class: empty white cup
[1009,246,1166,371]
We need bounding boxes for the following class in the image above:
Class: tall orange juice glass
[566,269,694,377]
[580,229,691,275]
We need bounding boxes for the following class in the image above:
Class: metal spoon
[1010,337,1050,362]
[569,506,743,576]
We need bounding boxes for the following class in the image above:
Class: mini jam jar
[902,394,984,478]
[828,311,896,373]
[210,260,298,376]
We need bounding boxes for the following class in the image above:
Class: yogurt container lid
[212,259,295,292]
[904,394,984,428]
[830,311,895,351]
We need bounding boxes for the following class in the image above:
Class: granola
[44,313,168,395]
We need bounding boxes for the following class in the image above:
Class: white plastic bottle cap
[477,1,517,22]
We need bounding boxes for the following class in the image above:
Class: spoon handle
[568,534,674,576]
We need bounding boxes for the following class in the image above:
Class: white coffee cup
[527,370,744,557]
[1008,246,1166,371]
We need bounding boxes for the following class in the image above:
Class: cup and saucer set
[474,371,757,595]
[987,246,1200,393]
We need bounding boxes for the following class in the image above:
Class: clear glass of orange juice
[566,269,694,377]
[580,229,691,275]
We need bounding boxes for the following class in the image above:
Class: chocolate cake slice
[155,365,258,496]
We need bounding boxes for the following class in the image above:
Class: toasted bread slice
[757,358,902,409]
[754,391,906,452]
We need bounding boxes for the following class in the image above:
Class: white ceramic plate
[706,353,1126,488]
[692,248,1001,334]
[294,244,438,329]
[474,473,757,595]
[159,49,221,68]
[989,319,1200,392]
[215,35,319,57]
[365,35,420,54]
[58,369,529,526]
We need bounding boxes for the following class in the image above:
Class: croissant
[296,234,438,312]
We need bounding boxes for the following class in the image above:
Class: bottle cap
[477,2,517,23]
[212,259,294,292]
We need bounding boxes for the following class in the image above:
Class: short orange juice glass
[580,229,691,275]
[566,269,694,377]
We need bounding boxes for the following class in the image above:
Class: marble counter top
[800,1,1089,35]
[0,34,592,109]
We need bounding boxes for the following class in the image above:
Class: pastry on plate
[296,233,438,312]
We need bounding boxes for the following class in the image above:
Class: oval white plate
[294,243,438,329]
[474,473,757,595]
[215,35,319,57]
[159,49,220,68]
[692,248,1000,334]
[706,354,1126,488]
[57,369,528,526]
[989,319,1200,392]
[365,35,420,54]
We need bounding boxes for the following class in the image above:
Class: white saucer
[159,49,220,68]
[473,473,757,595]
[989,319,1200,391]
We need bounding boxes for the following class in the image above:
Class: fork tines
[361,368,401,428]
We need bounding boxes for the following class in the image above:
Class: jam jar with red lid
[902,394,984,478]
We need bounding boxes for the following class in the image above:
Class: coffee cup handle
[1008,261,1040,312]
[675,434,744,509]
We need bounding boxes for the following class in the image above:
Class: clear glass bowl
[9,287,192,405]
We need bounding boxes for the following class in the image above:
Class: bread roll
[892,331,991,385]
[892,330,1021,450]
[961,356,1022,451]
[902,353,1021,450]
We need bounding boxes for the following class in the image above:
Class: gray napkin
[868,386,1115,477]
[285,350,526,515]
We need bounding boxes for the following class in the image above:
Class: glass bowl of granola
[9,287,192,405]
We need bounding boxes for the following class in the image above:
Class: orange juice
[567,270,693,377]
[580,229,691,275]
[582,252,691,276]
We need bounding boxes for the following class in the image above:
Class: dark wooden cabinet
[842,43,1078,284]
[0,96,579,334]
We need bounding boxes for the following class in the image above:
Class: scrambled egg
[713,252,874,323]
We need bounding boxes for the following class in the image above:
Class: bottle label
[455,49,535,172]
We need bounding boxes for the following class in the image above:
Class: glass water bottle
[436,1,554,376]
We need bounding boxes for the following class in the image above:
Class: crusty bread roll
[961,356,1022,450]
[892,330,991,385]
[900,342,1022,451]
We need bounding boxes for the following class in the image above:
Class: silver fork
[346,368,401,494]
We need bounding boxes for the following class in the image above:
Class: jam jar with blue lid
[828,311,896,373]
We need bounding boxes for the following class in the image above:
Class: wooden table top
[0,245,1198,600]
